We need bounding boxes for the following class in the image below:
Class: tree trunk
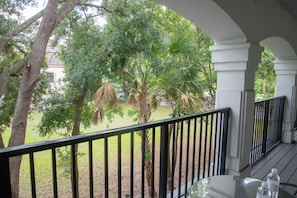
[166,126,173,191]
[7,1,81,197]
[71,94,85,197]
[142,133,158,197]
[137,86,157,197]
[166,123,179,191]
[0,133,5,148]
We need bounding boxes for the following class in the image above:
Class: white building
[45,46,65,90]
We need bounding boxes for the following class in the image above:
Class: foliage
[38,20,107,136]
[0,0,38,17]
[56,147,85,179]
[255,45,276,99]
[0,77,19,133]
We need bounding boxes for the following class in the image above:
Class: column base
[225,162,251,177]
[282,130,294,143]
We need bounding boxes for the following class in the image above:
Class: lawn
[3,105,218,197]
[3,105,173,197]
[2,105,172,146]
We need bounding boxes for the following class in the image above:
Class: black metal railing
[250,96,285,164]
[0,108,230,198]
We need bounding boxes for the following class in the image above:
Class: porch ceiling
[280,0,297,20]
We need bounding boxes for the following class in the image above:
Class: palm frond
[92,81,117,108]
[92,108,105,125]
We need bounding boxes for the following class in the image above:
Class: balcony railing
[0,108,230,198]
[250,96,286,165]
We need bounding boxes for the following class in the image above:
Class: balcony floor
[251,142,297,196]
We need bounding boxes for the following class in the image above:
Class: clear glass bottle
[267,168,280,198]
[256,181,272,198]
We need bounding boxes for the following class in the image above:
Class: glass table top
[187,175,294,198]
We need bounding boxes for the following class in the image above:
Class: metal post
[220,110,230,175]
[0,156,12,197]
[159,124,169,198]
[262,101,269,155]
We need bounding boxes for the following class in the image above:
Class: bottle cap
[272,168,278,174]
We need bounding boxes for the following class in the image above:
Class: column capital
[274,57,297,75]
[210,42,263,72]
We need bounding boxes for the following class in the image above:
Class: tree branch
[78,3,127,16]
[8,10,45,38]
[0,57,28,98]
[0,9,44,53]
[55,0,82,24]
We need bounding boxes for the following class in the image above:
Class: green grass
[3,105,217,197]
[2,105,172,145]
[3,105,173,197]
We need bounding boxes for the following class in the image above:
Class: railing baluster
[71,144,78,198]
[117,135,122,198]
[141,129,145,198]
[191,118,197,184]
[0,156,12,197]
[170,122,176,198]
[262,100,270,155]
[203,115,208,178]
[216,113,223,175]
[177,121,184,197]
[220,110,229,174]
[151,127,156,198]
[159,124,169,198]
[104,137,109,198]
[51,148,58,198]
[185,119,191,193]
[29,153,36,198]
[208,113,214,176]
[213,112,219,176]
[197,117,203,180]
[130,131,134,198]
[88,141,94,198]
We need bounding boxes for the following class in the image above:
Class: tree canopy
[0,0,277,197]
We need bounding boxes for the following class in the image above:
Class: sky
[23,1,47,19]
[23,0,105,25]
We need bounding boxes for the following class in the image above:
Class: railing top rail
[255,96,286,104]
[0,107,230,157]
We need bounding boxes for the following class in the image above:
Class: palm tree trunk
[138,87,157,197]
[143,132,157,197]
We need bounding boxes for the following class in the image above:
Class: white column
[211,42,263,176]
[274,58,297,143]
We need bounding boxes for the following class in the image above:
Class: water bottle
[267,168,280,198]
[256,181,272,198]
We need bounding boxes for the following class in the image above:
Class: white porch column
[274,58,297,143]
[211,43,263,177]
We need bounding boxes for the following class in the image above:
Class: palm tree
[124,56,159,196]
[157,36,203,190]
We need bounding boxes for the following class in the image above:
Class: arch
[154,0,246,45]
[261,37,297,60]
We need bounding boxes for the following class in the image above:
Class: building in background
[45,45,65,90]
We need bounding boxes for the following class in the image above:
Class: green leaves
[169,37,194,55]
[255,45,276,99]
